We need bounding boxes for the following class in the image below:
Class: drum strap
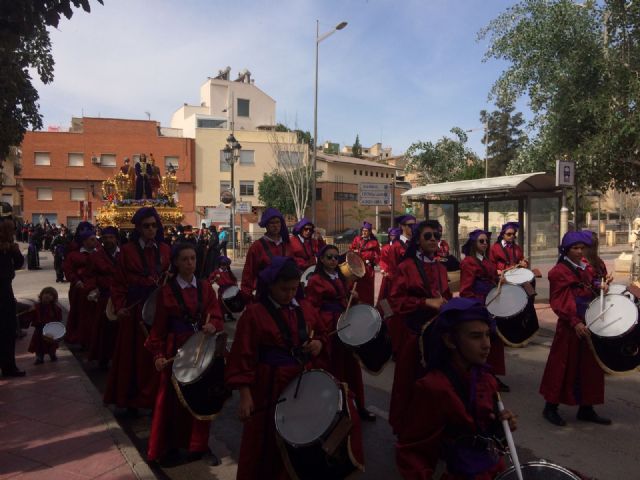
[473,257,495,283]
[259,237,286,260]
[260,299,309,355]
[296,236,312,260]
[412,257,431,295]
[168,278,203,329]
[559,259,596,294]
[134,241,162,279]
[499,243,515,266]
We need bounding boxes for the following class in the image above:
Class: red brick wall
[21,117,196,224]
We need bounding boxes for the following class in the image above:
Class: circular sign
[220,190,234,204]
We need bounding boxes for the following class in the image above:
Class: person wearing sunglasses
[489,221,528,275]
[289,218,317,271]
[305,244,375,421]
[387,220,451,435]
[377,227,402,305]
[460,229,509,392]
[105,207,171,415]
[387,215,416,280]
[349,221,380,306]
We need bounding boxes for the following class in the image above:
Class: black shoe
[496,377,510,393]
[50,354,57,362]
[543,406,566,426]
[158,449,183,468]
[577,407,612,425]
[358,407,377,421]
[2,369,26,378]
[35,357,44,365]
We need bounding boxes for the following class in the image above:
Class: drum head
[496,461,580,479]
[486,284,528,318]
[607,284,627,296]
[172,332,217,384]
[142,288,160,327]
[301,266,316,287]
[337,304,382,347]
[345,252,365,278]
[222,285,240,300]
[105,298,117,321]
[504,268,535,285]
[276,370,343,447]
[585,294,638,338]
[43,322,66,341]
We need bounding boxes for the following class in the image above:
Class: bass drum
[495,460,581,479]
[142,288,161,327]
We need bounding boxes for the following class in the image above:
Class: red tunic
[540,261,604,406]
[87,248,119,364]
[240,238,291,301]
[437,239,451,257]
[489,241,524,271]
[27,303,63,357]
[396,368,506,480]
[304,272,365,408]
[377,242,394,303]
[350,236,380,305]
[460,255,505,376]
[289,234,316,270]
[387,256,452,434]
[103,240,171,409]
[144,279,224,461]
[209,267,238,314]
[387,239,409,278]
[62,249,98,346]
[226,301,363,480]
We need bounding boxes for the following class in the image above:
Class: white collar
[297,234,307,243]
[501,239,515,248]
[176,275,198,289]
[400,234,410,244]
[268,295,299,310]
[79,247,96,254]
[108,246,120,258]
[325,270,339,280]
[262,234,282,246]
[476,253,485,261]
[417,251,436,263]
[139,238,157,249]
[564,256,587,271]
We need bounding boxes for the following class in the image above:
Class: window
[237,98,250,117]
[359,170,363,176]
[32,213,57,224]
[37,188,53,201]
[365,171,368,176]
[334,192,357,201]
[70,188,86,201]
[100,154,116,167]
[239,150,255,166]
[316,188,322,201]
[239,181,254,196]
[165,156,179,171]
[277,151,303,168]
[220,181,231,192]
[67,217,81,231]
[34,152,50,166]
[353,170,357,175]
[375,172,379,177]
[132,154,140,163]
[68,153,84,167]
[219,151,231,172]
[197,118,226,128]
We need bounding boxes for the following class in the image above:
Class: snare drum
[276,370,362,478]
[607,283,636,303]
[504,267,535,285]
[486,284,528,319]
[171,331,230,419]
[495,460,580,479]
[301,266,316,287]
[142,288,160,327]
[221,285,245,314]
[339,252,366,280]
[337,304,392,373]
[585,294,640,373]
[43,322,66,343]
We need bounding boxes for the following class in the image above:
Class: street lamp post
[223,134,242,256]
[311,20,348,225]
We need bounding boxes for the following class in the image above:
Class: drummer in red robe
[489,222,526,273]
[540,231,611,426]
[87,226,120,369]
[227,257,344,479]
[387,220,451,434]
[387,215,416,279]
[459,229,509,392]
[240,207,291,302]
[145,243,224,466]
[396,297,517,480]
[209,255,238,321]
[377,227,401,304]
[583,230,612,285]
[436,222,451,257]
[349,221,380,306]
[27,286,62,364]
[305,244,376,421]
[289,217,317,271]
[62,225,99,348]
[104,207,171,414]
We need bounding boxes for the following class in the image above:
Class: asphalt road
[11,246,640,479]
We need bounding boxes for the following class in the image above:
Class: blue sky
[35,0,523,156]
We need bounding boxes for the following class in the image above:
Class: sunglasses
[141,222,157,229]
[422,231,442,241]
[477,238,488,244]
[504,232,516,237]
[324,254,339,260]
[303,226,314,231]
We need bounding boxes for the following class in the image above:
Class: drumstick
[496,392,524,480]
[344,282,358,316]
[486,279,505,307]
[251,397,286,416]
[586,305,614,329]
[329,323,351,336]
[193,314,210,367]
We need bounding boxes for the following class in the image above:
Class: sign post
[556,160,575,238]
[358,183,392,206]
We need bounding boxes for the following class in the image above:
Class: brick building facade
[20,117,196,228]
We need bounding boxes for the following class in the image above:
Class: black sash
[499,242,515,266]
[559,258,595,293]
[259,237,285,260]
[260,299,309,364]
[134,241,162,278]
[412,256,431,295]
[168,278,204,329]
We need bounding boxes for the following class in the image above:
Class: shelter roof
[316,152,397,170]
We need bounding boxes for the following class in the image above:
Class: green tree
[479,0,640,191]
[352,135,362,158]
[0,1,103,160]
[479,98,527,177]
[405,127,484,184]
[258,169,314,217]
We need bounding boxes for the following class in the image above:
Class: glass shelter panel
[457,202,484,255]
[428,203,455,246]
[529,196,561,262]
[488,200,519,238]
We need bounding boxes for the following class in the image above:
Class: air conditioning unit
[91,156,100,165]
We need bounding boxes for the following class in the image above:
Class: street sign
[208,206,230,223]
[220,190,234,204]
[358,183,391,206]
[236,201,251,214]
[556,160,575,187]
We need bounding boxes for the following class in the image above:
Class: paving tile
[11,465,90,480]
[1,418,63,451]
[0,451,43,480]
[14,429,113,466]
[94,463,139,480]
[58,444,127,478]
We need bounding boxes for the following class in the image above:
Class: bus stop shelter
[401,172,562,261]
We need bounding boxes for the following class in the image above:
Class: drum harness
[133,241,164,285]
[168,278,204,333]
[404,257,443,334]
[259,237,287,260]
[261,299,310,366]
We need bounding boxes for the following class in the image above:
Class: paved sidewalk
[0,332,156,480]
